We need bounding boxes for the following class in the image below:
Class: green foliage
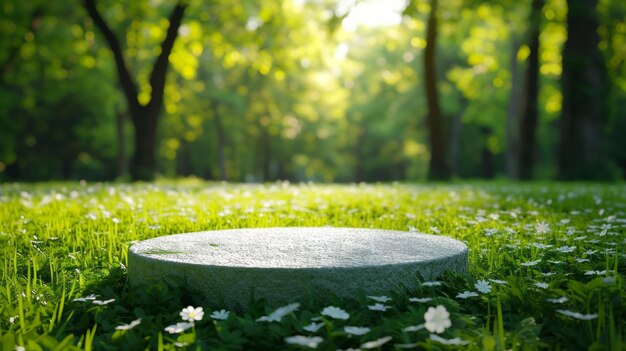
[1,0,626,181]
[0,181,625,349]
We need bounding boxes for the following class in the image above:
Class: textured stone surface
[128,227,468,308]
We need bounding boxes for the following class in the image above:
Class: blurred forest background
[0,0,625,182]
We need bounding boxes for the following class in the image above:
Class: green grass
[0,181,624,350]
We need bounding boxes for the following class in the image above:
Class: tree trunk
[518,0,543,180]
[131,109,158,181]
[84,0,187,181]
[558,0,608,179]
[115,110,128,178]
[210,99,227,181]
[506,40,521,179]
[424,0,449,180]
[448,103,466,178]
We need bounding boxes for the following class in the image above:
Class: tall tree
[558,0,608,179]
[518,0,544,180]
[423,0,450,180]
[83,0,187,180]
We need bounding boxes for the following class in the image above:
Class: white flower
[422,281,441,287]
[556,246,576,253]
[556,309,598,320]
[285,335,323,348]
[344,326,370,336]
[303,322,324,332]
[474,280,492,294]
[210,309,229,320]
[361,336,393,349]
[521,259,541,267]
[92,299,115,305]
[368,303,390,311]
[534,282,549,289]
[489,279,508,285]
[532,243,553,249]
[536,222,550,234]
[402,324,425,332]
[547,296,568,304]
[576,258,590,263]
[15,346,25,351]
[257,303,300,322]
[115,318,141,331]
[584,270,606,276]
[423,305,451,334]
[164,322,194,334]
[429,334,469,345]
[180,306,204,322]
[456,291,478,299]
[367,295,392,303]
[73,294,98,302]
[408,297,432,303]
[321,306,349,320]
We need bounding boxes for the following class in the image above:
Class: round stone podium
[128,227,468,308]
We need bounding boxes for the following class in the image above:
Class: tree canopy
[1,0,624,181]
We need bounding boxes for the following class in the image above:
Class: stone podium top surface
[130,227,467,269]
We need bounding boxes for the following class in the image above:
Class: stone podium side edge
[128,247,468,309]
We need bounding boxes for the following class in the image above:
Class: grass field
[1,181,625,350]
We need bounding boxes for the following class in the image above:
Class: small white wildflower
[367,295,392,303]
[548,260,564,265]
[367,303,390,311]
[422,281,441,287]
[285,335,323,349]
[584,270,606,276]
[556,309,598,320]
[423,305,451,334]
[456,291,479,299]
[321,306,349,320]
[73,294,98,302]
[361,336,393,349]
[490,279,507,285]
[303,322,324,333]
[429,334,469,345]
[164,322,194,334]
[210,309,229,320]
[583,250,598,255]
[560,219,571,224]
[532,243,552,249]
[536,222,550,234]
[575,258,590,263]
[402,324,425,332]
[180,306,204,322]
[408,297,432,303]
[474,280,492,294]
[547,296,568,304]
[15,346,25,351]
[521,259,541,267]
[9,315,17,323]
[92,299,115,305]
[534,282,549,289]
[257,303,300,322]
[115,318,141,331]
[556,246,576,253]
[344,326,370,336]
